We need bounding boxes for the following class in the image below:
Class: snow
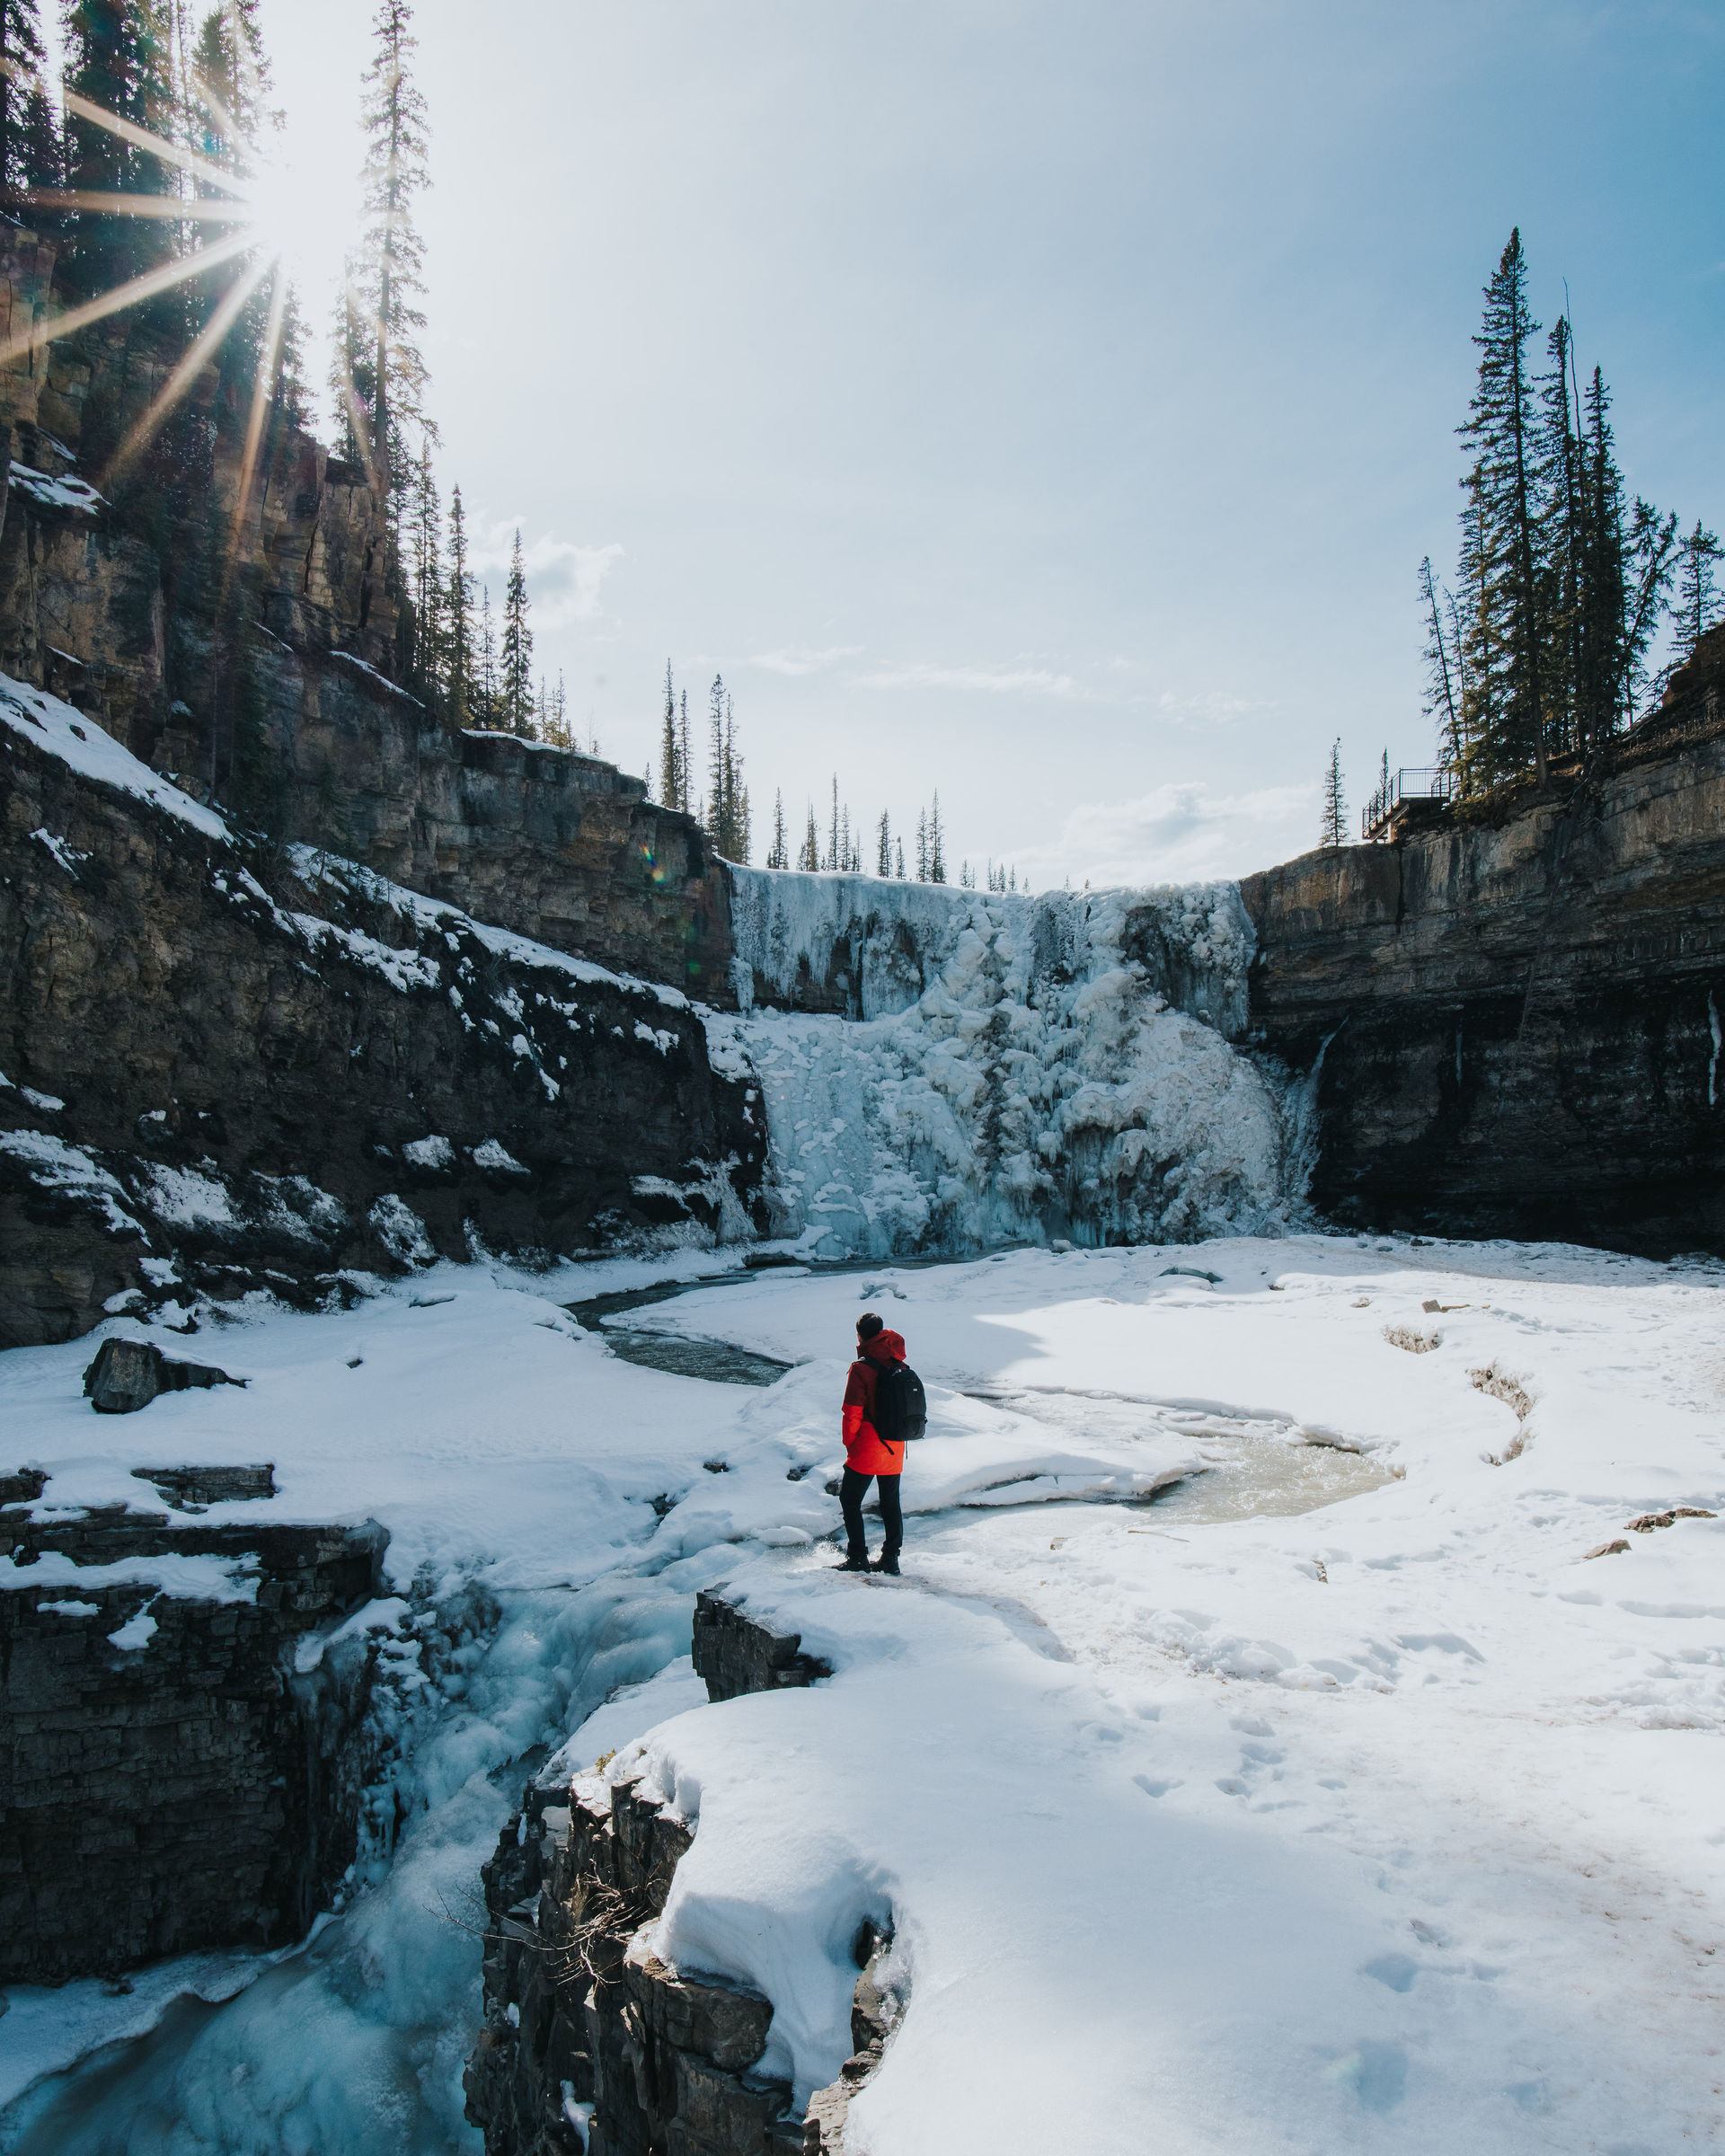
[330,649,425,705]
[27,826,90,876]
[0,1070,66,1113]
[1,1235,1721,2152]
[8,462,104,516]
[716,873,1294,1258]
[402,1135,455,1171]
[0,673,230,840]
[470,1136,527,1175]
[0,1128,140,1235]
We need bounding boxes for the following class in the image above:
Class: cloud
[1018,780,1317,888]
[751,644,863,676]
[470,519,624,628]
[856,661,1084,699]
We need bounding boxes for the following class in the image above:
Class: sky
[110,4,1725,884]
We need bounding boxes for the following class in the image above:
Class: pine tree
[1320,739,1346,847]
[476,584,499,728]
[1574,367,1628,751]
[0,0,47,208]
[927,792,946,883]
[352,0,434,507]
[1457,230,1547,787]
[894,837,906,879]
[1623,495,1679,722]
[60,2,181,299]
[657,661,682,808]
[677,691,691,816]
[500,529,534,735]
[1535,315,1585,755]
[799,802,819,872]
[959,861,975,888]
[875,810,890,879]
[1419,555,1466,774]
[271,279,312,427]
[767,789,788,870]
[1670,521,1723,662]
[19,77,64,232]
[704,676,727,848]
[825,776,839,872]
[915,808,929,881]
[406,437,444,703]
[444,483,473,727]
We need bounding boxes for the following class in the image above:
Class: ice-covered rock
[716,870,1298,1258]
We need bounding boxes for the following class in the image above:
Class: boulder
[83,1336,244,1414]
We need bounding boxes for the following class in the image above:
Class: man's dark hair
[856,1312,884,1341]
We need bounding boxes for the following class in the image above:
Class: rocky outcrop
[1242,641,1725,1254]
[691,1590,832,1702]
[0,693,765,1347]
[466,1599,897,2156]
[0,1477,387,1984]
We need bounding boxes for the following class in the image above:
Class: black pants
[841,1468,902,1560]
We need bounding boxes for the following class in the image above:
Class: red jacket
[842,1330,907,1478]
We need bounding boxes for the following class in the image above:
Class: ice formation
[717,868,1299,1258]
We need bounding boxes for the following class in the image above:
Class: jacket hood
[862,1328,906,1363]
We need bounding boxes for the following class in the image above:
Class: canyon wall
[0,227,726,994]
[0,688,765,1348]
[1241,636,1725,1254]
[0,1479,386,1984]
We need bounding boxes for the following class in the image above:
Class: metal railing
[1362,766,1456,841]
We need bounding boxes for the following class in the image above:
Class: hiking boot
[872,1553,900,1577]
[838,1551,871,1573]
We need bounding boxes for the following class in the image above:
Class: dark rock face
[466,1597,894,2156]
[0,227,728,995]
[1242,660,1725,1255]
[691,1590,832,1702]
[0,710,766,1347]
[83,1335,243,1412]
[0,1487,387,1984]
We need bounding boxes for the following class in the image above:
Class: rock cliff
[1241,634,1725,1253]
[0,225,727,994]
[0,1479,386,1984]
[0,682,765,1348]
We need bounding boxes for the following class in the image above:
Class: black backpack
[871,1359,928,1444]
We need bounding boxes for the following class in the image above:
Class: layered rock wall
[0,695,765,1347]
[0,227,727,993]
[0,1486,386,1984]
[1242,641,1725,1252]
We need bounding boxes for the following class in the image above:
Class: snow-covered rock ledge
[466,1595,892,2156]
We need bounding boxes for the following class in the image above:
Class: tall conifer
[658,661,682,808]
[445,483,473,727]
[0,0,47,207]
[1320,740,1346,847]
[500,529,533,735]
[1457,230,1546,785]
[767,789,787,870]
[60,2,180,298]
[353,0,433,507]
[1670,522,1722,661]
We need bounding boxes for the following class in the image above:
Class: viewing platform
[1362,765,1456,842]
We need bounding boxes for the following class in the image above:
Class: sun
[0,52,354,543]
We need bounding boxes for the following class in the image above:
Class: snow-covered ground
[3,1235,1721,2152]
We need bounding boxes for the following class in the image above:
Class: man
[839,1311,906,1575]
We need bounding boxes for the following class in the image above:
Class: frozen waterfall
[712,868,1304,1259]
